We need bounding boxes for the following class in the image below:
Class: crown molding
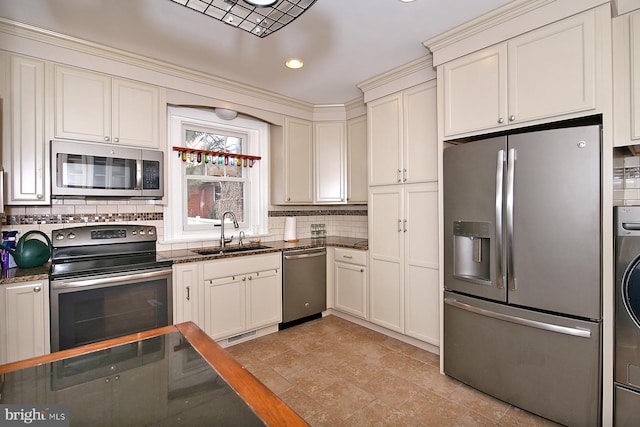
[0,17,315,115]
[423,0,609,66]
[357,55,435,103]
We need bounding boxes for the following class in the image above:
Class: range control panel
[52,224,157,248]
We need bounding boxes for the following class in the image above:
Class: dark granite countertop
[0,263,50,286]
[164,236,368,265]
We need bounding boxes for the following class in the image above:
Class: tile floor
[226,315,561,426]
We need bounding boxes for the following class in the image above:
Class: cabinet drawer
[335,248,367,265]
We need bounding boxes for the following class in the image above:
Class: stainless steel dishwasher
[282,247,326,325]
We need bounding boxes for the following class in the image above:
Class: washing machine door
[625,259,640,328]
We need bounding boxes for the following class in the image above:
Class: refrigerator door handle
[506,148,516,291]
[495,150,505,290]
[444,298,592,338]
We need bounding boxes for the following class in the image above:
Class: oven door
[50,267,172,352]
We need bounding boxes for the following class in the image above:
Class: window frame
[165,106,269,243]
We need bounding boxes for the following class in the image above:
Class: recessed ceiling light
[244,0,278,7]
[285,59,304,69]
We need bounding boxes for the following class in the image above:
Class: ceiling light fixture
[169,0,318,38]
[215,108,238,120]
[285,58,304,69]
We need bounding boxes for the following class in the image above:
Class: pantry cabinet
[346,116,368,203]
[613,9,640,147]
[442,7,599,138]
[270,116,314,204]
[0,52,50,204]
[54,65,163,149]
[334,248,368,319]
[368,81,437,186]
[368,183,439,345]
[0,279,50,364]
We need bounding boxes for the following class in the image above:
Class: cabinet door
[173,263,201,324]
[1,280,49,364]
[55,65,111,142]
[284,116,313,203]
[347,116,368,203]
[368,186,403,332]
[442,45,508,137]
[314,121,346,203]
[334,262,367,319]
[203,275,246,340]
[5,54,49,204]
[508,10,596,124]
[247,269,281,329]
[404,183,440,345]
[112,78,161,148]
[368,93,403,186]
[403,82,438,183]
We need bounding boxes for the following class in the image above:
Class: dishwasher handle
[284,249,326,260]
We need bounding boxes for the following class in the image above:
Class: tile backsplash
[0,201,368,252]
[614,147,640,205]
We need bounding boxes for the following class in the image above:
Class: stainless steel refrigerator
[443,124,602,426]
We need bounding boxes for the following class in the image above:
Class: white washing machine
[614,206,640,426]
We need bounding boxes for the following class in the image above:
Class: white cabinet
[54,65,162,148]
[173,262,201,324]
[0,52,50,204]
[200,253,281,341]
[314,121,346,203]
[346,116,368,203]
[442,8,599,137]
[368,81,437,186]
[368,183,439,345]
[334,248,368,319]
[613,9,640,147]
[271,116,313,204]
[0,279,50,364]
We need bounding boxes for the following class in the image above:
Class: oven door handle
[51,269,171,289]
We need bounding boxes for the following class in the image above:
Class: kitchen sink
[193,244,271,256]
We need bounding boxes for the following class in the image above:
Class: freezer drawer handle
[622,222,640,230]
[444,298,592,338]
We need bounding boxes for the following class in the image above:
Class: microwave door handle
[136,159,143,190]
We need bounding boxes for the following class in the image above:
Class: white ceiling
[0,0,512,105]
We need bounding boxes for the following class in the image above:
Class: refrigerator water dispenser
[453,221,491,284]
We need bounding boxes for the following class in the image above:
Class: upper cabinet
[368,81,437,186]
[441,7,599,138]
[271,116,367,205]
[314,121,346,203]
[346,116,367,203]
[0,52,50,205]
[271,116,314,204]
[613,9,640,147]
[54,65,163,149]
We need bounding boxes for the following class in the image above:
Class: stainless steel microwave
[51,140,163,199]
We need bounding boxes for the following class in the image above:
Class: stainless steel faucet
[220,211,239,249]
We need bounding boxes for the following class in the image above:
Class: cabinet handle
[498,118,504,124]
[342,255,353,259]
[113,137,119,143]
[33,286,41,293]
[397,169,402,183]
[397,219,402,232]
[186,286,190,301]
[36,194,43,200]
[403,168,407,182]
[403,219,407,232]
[360,269,365,273]
[104,136,110,142]
[248,276,253,280]
[509,115,516,122]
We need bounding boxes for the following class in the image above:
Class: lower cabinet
[173,253,282,342]
[334,248,368,319]
[0,279,50,364]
